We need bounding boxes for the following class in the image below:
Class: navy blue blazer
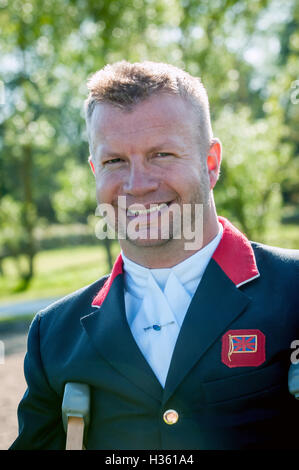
[10,218,299,450]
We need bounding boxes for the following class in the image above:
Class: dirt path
[0,322,29,450]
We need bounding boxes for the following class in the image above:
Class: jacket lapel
[162,258,251,404]
[80,272,163,402]
[80,217,259,406]
[162,217,259,403]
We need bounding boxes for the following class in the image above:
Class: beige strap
[65,416,85,450]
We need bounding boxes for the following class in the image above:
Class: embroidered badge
[221,329,265,368]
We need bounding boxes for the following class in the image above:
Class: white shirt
[122,223,223,387]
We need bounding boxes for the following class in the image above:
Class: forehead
[89,94,197,151]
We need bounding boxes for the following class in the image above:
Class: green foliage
[214,107,290,239]
[0,195,24,257]
[52,160,96,224]
[0,195,37,285]
[0,0,298,290]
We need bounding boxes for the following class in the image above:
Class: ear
[88,155,95,175]
[207,138,222,189]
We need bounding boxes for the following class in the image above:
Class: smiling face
[89,93,221,267]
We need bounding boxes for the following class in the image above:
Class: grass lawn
[0,242,120,305]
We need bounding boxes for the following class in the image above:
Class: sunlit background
[0,0,298,449]
[0,0,298,304]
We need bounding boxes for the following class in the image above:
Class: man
[11,61,299,450]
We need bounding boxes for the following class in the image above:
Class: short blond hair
[85,61,213,157]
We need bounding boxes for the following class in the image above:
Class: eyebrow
[99,141,183,159]
[147,143,181,153]
[100,150,126,160]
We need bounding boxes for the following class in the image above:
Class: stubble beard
[117,183,210,252]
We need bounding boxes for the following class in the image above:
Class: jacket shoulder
[251,241,299,264]
[36,274,109,325]
[250,241,299,287]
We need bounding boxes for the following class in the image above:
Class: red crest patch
[221,329,265,368]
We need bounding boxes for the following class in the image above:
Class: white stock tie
[130,271,191,387]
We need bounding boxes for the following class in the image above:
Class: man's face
[89,93,218,261]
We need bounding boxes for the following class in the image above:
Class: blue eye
[104,158,122,165]
[156,152,171,158]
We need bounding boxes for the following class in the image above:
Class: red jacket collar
[92,216,259,307]
[213,216,259,287]
[92,253,123,307]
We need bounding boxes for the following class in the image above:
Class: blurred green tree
[0,0,297,289]
[262,1,299,214]
[52,161,95,224]
[213,107,290,240]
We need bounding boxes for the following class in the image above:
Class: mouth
[126,201,173,218]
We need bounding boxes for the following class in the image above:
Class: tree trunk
[21,145,36,283]
[103,238,113,271]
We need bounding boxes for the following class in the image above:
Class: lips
[127,202,169,217]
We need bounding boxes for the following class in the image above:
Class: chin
[126,236,173,248]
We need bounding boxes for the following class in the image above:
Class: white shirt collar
[122,222,223,298]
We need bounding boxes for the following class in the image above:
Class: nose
[123,162,159,197]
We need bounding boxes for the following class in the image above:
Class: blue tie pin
[144,321,175,332]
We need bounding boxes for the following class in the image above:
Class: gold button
[163,409,179,425]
